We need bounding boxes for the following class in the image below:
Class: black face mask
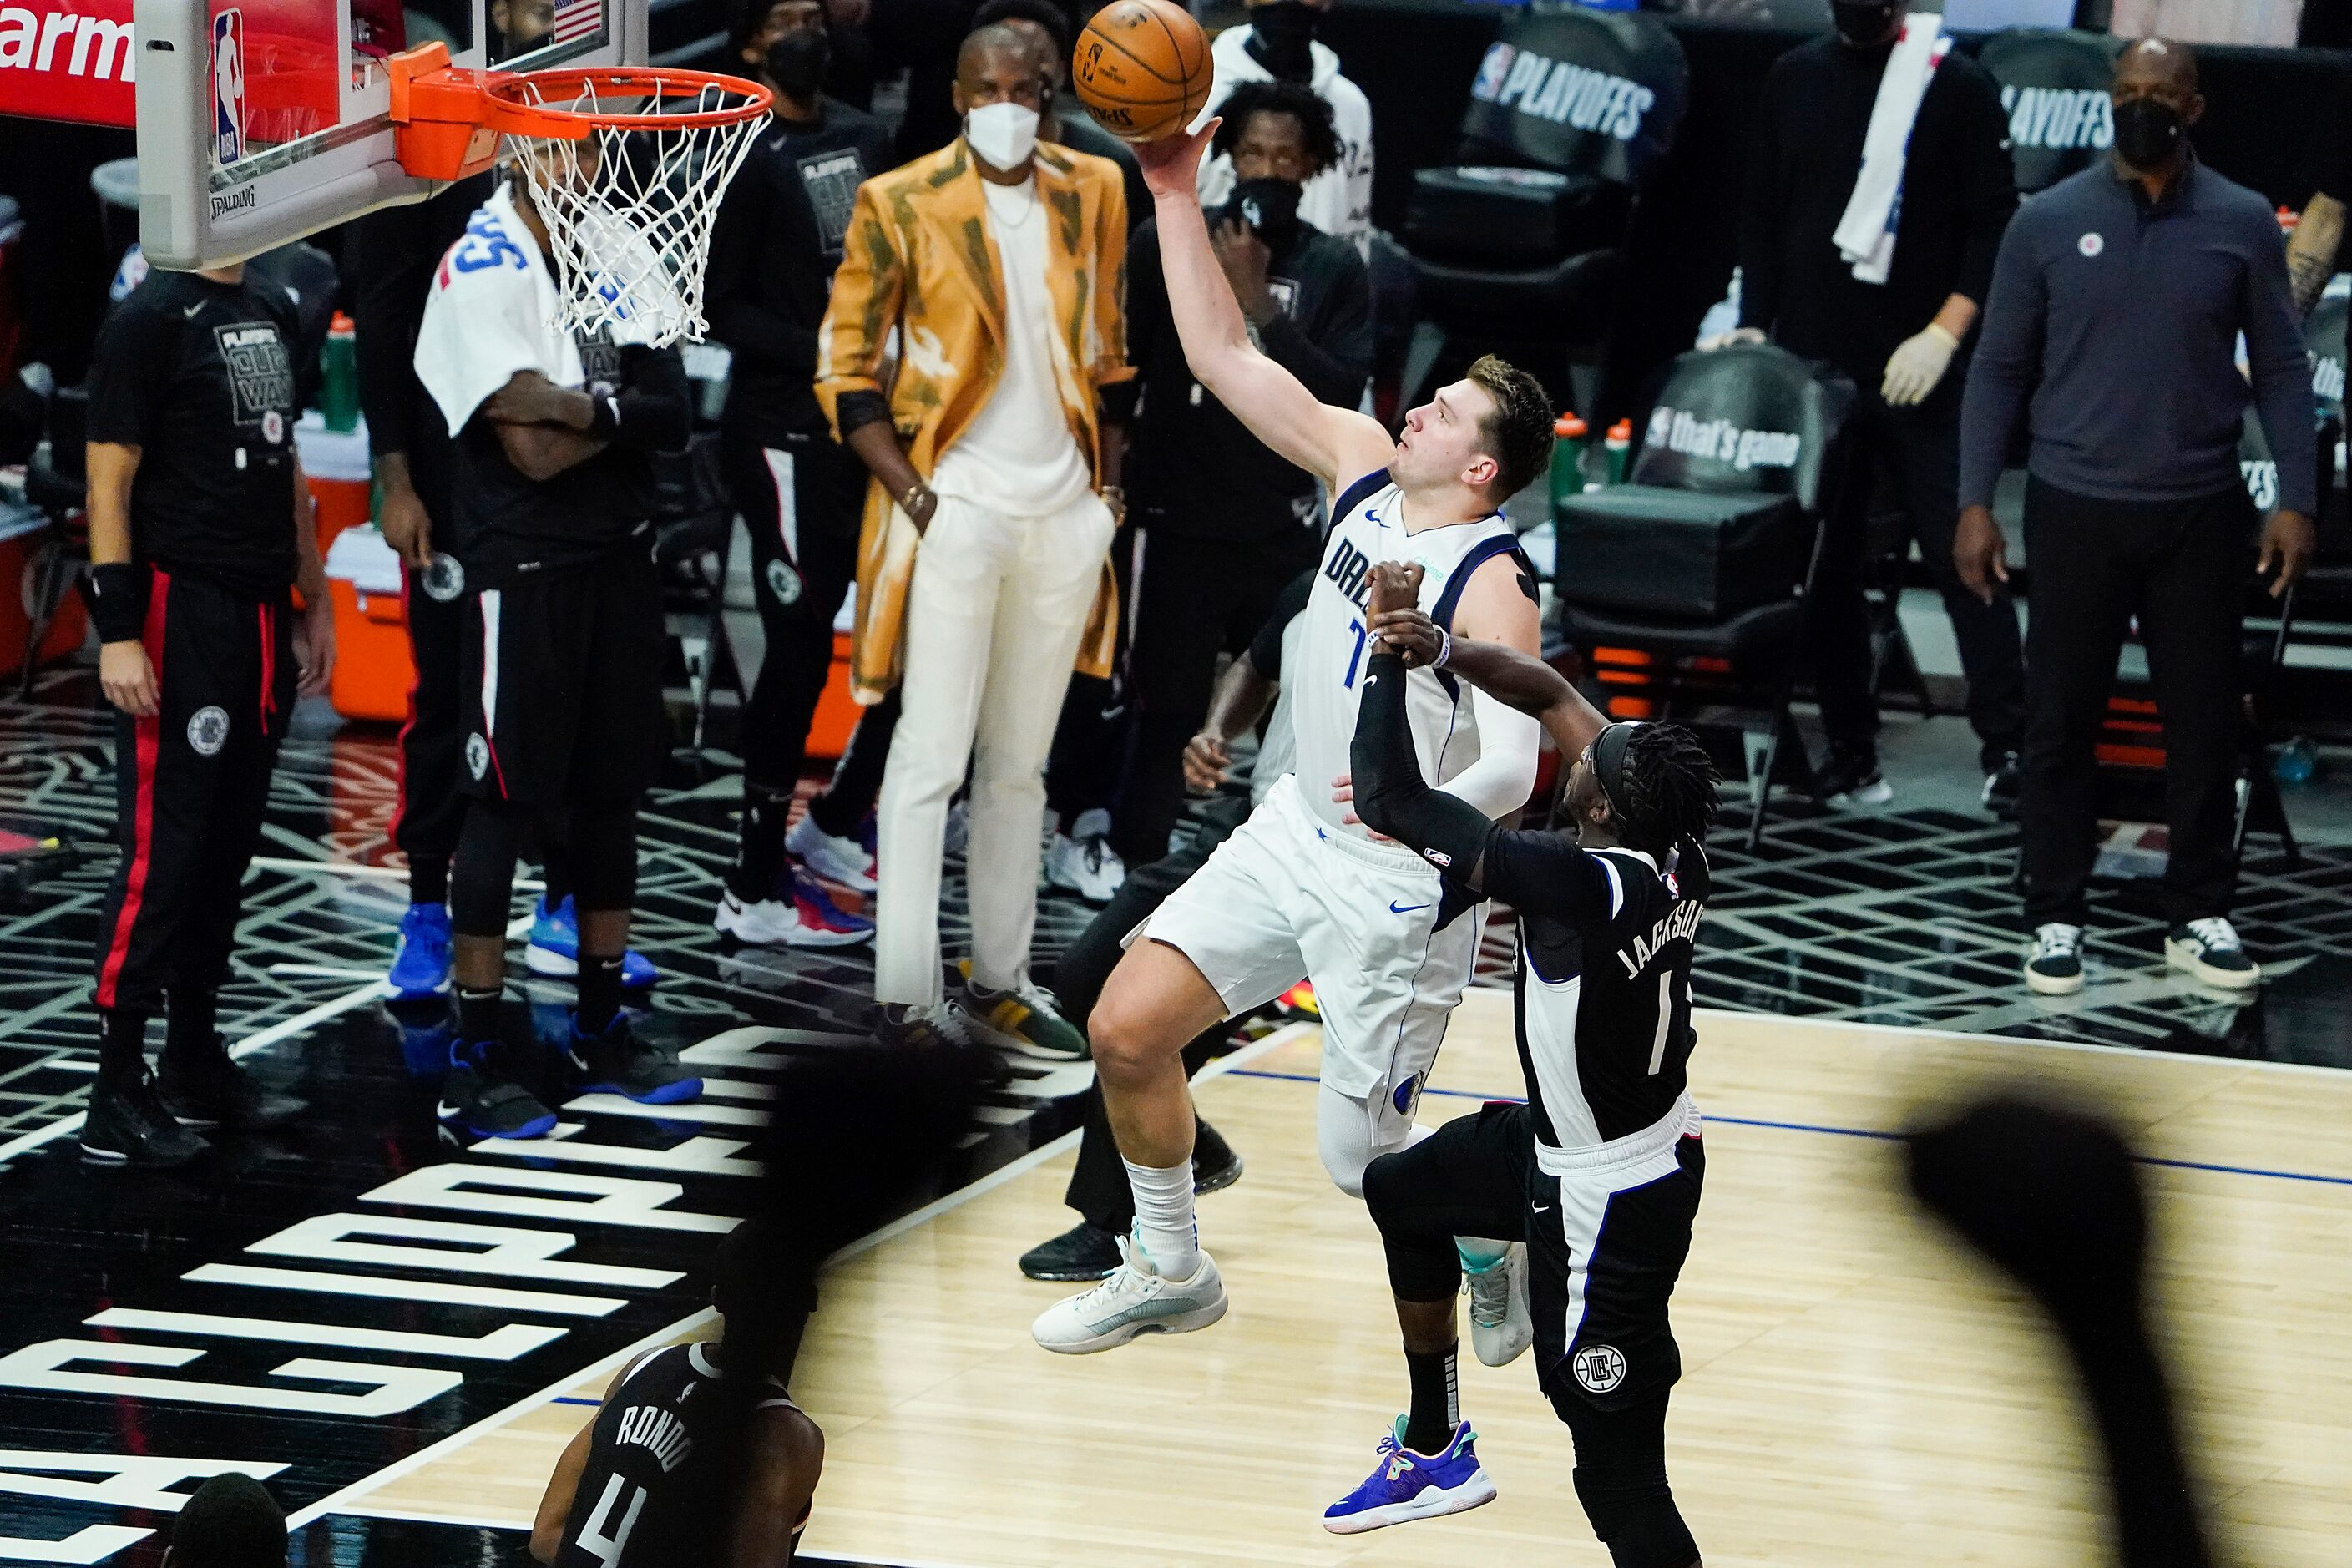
[765,30,830,97]
[1829,0,1898,45]
[1247,1,1318,83]
[1227,177,1303,242]
[2111,95,2184,170]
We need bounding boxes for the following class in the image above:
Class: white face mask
[964,101,1039,172]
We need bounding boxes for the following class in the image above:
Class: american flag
[551,0,602,46]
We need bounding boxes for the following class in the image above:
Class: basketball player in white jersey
[1032,116,1555,1353]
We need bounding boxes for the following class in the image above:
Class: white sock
[1124,1156,1200,1276]
[1456,1237,1511,1273]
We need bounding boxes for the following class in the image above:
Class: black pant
[1053,791,1250,1230]
[94,569,296,1014]
[395,564,469,898]
[807,687,899,838]
[1110,524,1319,867]
[2020,478,2253,928]
[1813,387,2026,770]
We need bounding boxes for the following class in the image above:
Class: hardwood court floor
[351,998,2352,1565]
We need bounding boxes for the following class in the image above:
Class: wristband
[1433,628,1453,670]
[900,481,931,513]
[83,562,145,645]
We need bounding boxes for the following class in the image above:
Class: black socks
[98,1009,149,1090]
[163,990,223,1071]
[1403,1343,1460,1454]
[457,984,503,1044]
[575,953,625,1036]
[730,785,792,902]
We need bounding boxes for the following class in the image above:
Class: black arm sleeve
[602,348,694,452]
[1258,246,1372,409]
[1349,650,1495,886]
[84,301,175,448]
[348,201,436,459]
[1477,828,1621,924]
[1247,569,1314,680]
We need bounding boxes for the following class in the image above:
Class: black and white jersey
[1479,832,1711,1151]
[555,1343,803,1568]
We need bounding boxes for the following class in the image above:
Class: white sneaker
[1464,1243,1532,1368]
[1045,807,1126,903]
[711,888,873,949]
[2166,917,2261,991]
[1031,1234,1227,1353]
[787,813,876,893]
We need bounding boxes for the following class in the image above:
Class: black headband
[1592,721,1640,817]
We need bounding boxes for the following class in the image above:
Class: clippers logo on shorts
[764,559,802,605]
[1644,405,1800,472]
[186,706,230,756]
[796,148,868,255]
[466,733,491,781]
[422,554,468,601]
[212,8,247,165]
[1571,1343,1627,1394]
[214,324,296,430]
[1998,85,2112,150]
[1469,42,1655,143]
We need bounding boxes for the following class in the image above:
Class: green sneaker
[954,962,1089,1059]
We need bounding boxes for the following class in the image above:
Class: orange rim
[482,66,774,135]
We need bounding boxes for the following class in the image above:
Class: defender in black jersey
[79,263,333,1166]
[534,1229,823,1568]
[1328,564,1719,1566]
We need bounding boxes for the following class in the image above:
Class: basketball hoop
[389,44,771,347]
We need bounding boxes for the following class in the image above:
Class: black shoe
[156,1042,306,1129]
[1193,1123,1244,1196]
[1981,750,2023,816]
[1815,751,1892,809]
[438,1040,558,1139]
[569,1015,701,1105]
[1020,1220,1123,1282]
[81,1073,209,1167]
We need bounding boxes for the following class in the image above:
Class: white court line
[296,1024,1313,1530]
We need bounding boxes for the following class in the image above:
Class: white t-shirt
[930,173,1092,517]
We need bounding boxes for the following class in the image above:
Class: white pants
[874,489,1115,1007]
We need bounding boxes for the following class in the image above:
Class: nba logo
[1470,43,1515,103]
[213,9,247,166]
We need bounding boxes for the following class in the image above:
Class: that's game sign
[0,0,136,126]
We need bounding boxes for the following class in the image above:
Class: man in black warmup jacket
[706,0,897,948]
[81,260,335,1166]
[1731,0,2023,809]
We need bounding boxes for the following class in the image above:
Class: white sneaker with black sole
[1031,1234,1227,1353]
[2024,923,2085,995]
[2166,917,2260,990]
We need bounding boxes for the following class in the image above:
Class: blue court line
[552,1395,601,1406]
[1222,1068,2352,1191]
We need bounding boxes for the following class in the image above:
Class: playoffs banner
[1459,10,1688,187]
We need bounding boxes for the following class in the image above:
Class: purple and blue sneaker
[388,902,453,999]
[1323,1419,1497,1535]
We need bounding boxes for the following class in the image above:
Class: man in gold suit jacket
[814,21,1133,1050]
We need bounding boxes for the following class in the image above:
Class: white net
[502,74,768,348]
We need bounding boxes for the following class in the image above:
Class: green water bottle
[1604,418,1633,485]
[320,310,359,432]
[1550,414,1587,518]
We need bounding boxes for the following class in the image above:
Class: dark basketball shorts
[460,545,665,807]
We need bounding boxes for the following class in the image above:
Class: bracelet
[1433,627,1453,670]
[900,481,930,513]
[82,562,145,645]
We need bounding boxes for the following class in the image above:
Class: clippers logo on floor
[1469,43,1655,143]
[1998,85,2112,150]
[1644,406,1800,472]
[214,323,294,429]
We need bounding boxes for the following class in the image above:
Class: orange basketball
[1071,0,1212,144]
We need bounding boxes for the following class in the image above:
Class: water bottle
[1550,414,1587,517]
[320,311,359,432]
[1604,418,1633,485]
[2275,735,2319,787]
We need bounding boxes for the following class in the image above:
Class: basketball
[1071,0,1212,144]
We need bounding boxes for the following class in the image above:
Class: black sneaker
[1980,751,2023,816]
[1193,1122,1245,1196]
[1020,1221,1123,1282]
[569,1015,701,1105]
[81,1073,209,1167]
[1816,752,1893,809]
[877,999,978,1050]
[156,1041,306,1129]
[2024,923,2086,995]
[2166,918,2261,991]
[438,1040,558,1139]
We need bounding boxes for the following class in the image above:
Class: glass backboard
[133,0,641,268]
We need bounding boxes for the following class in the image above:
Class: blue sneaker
[1323,1419,1497,1535]
[396,1018,455,1078]
[388,902,453,999]
[524,895,658,987]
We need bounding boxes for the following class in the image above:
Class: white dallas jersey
[1292,471,1524,842]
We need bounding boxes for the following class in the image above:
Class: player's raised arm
[1373,599,1608,764]
[1130,124,1390,491]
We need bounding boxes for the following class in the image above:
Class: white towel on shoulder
[1833,13,1951,286]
